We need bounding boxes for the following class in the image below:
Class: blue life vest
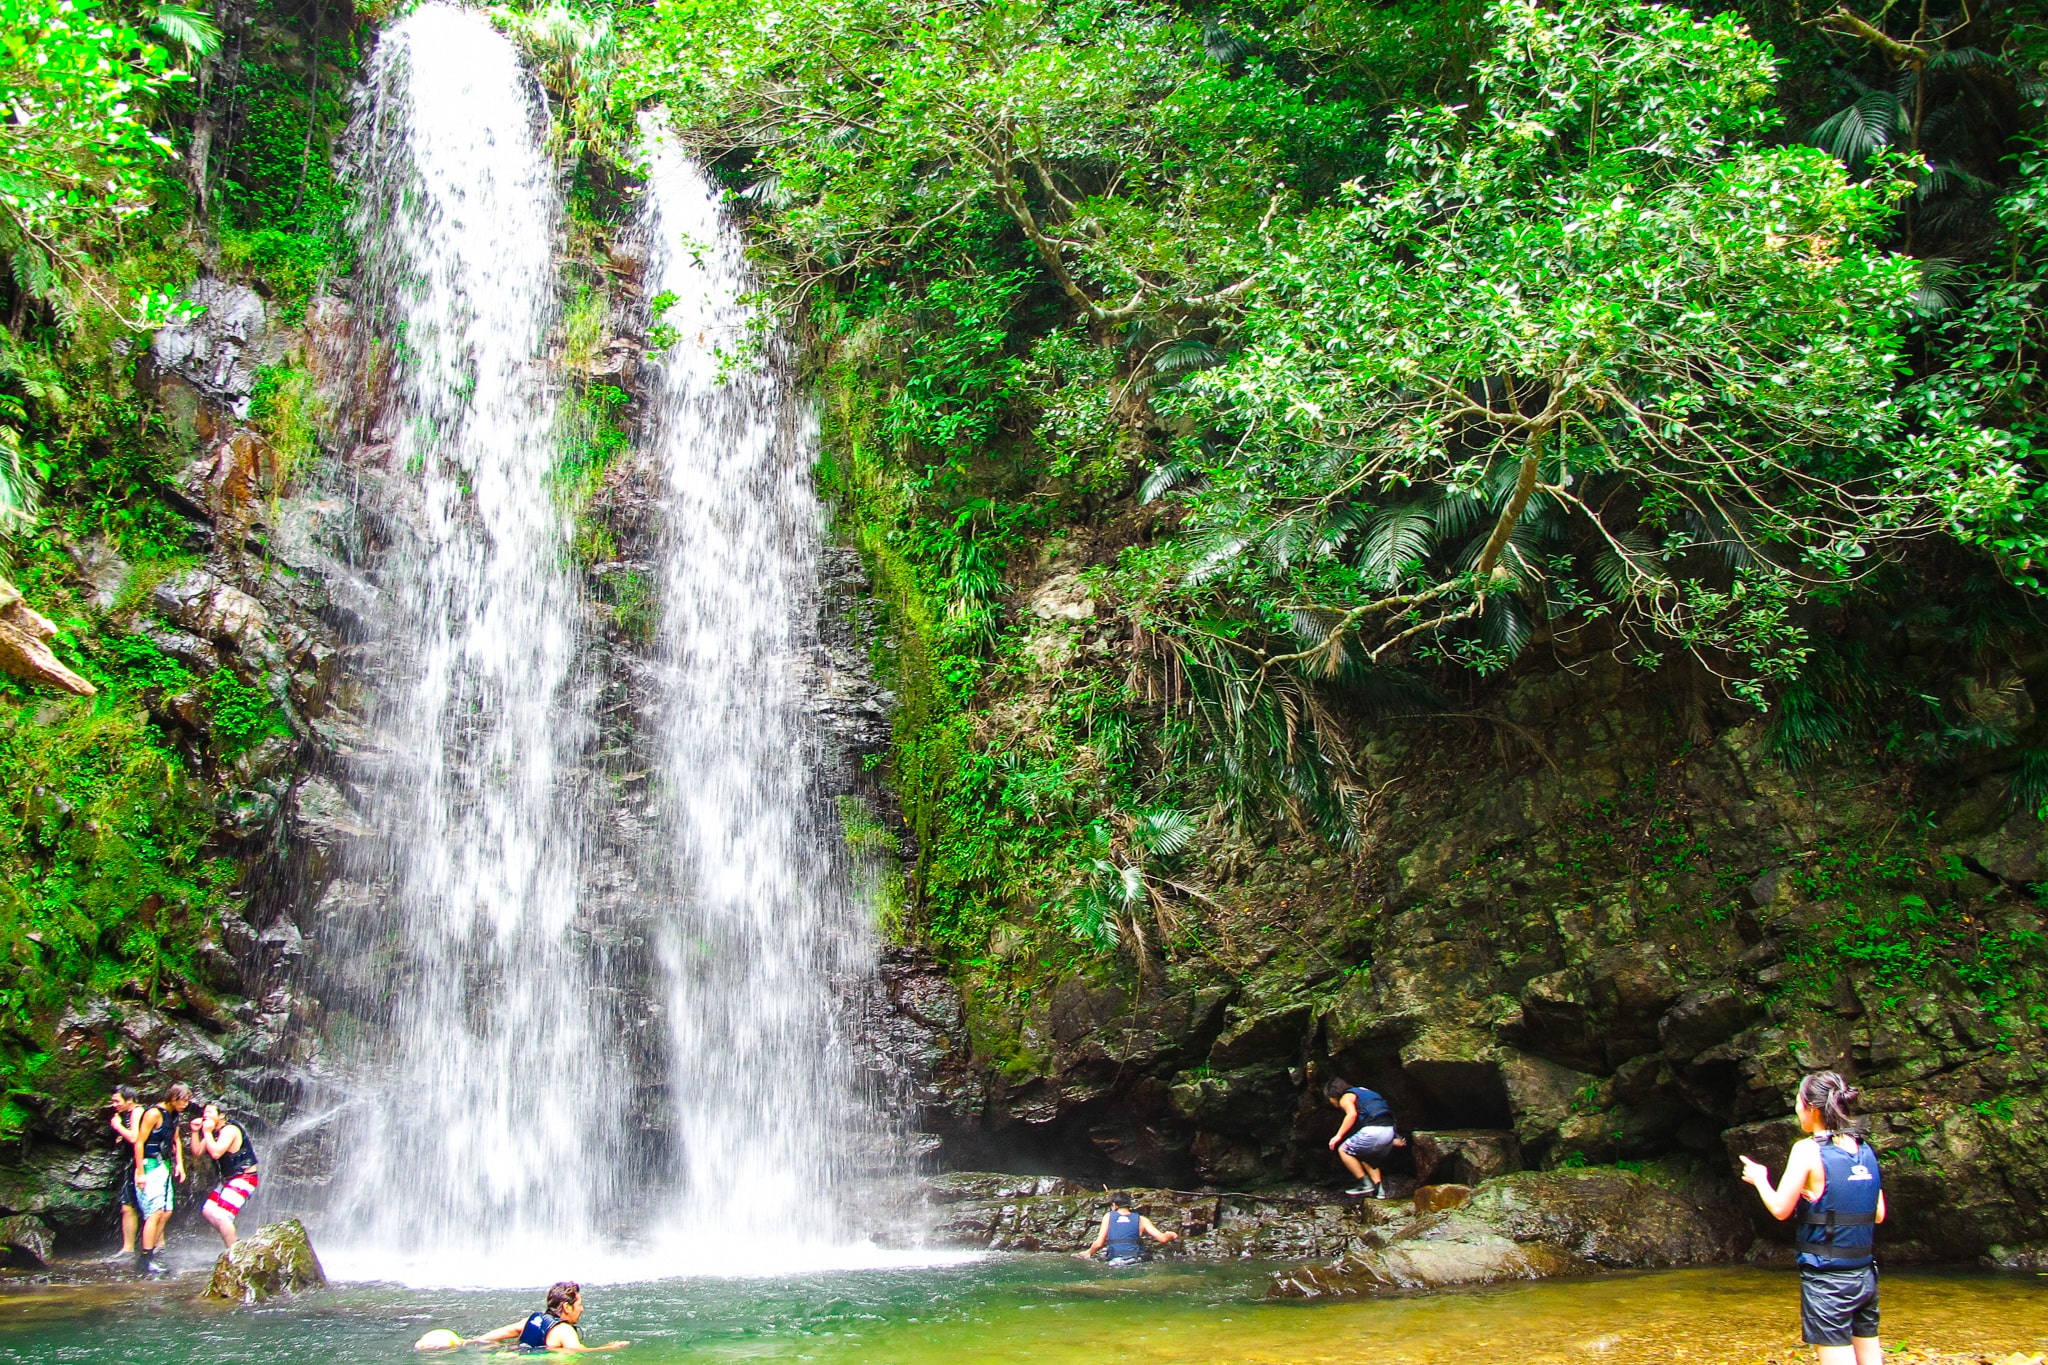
[1349,1088,1394,1125]
[517,1312,560,1349]
[1105,1208,1144,1260]
[1797,1133,1881,1271]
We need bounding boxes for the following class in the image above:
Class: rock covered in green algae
[1268,1167,1750,1298]
[203,1219,326,1304]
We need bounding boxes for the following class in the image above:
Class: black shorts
[119,1173,141,1212]
[1801,1266,1879,1345]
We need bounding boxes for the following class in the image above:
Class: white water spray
[305,12,903,1285]
[321,5,626,1276]
[638,129,886,1266]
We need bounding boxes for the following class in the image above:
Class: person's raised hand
[1326,1137,1338,1150]
[1393,1136,1408,1147]
[1738,1155,1768,1187]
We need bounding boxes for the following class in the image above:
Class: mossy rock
[203,1219,327,1304]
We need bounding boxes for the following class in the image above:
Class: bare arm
[1739,1138,1820,1221]
[1138,1216,1179,1245]
[468,1320,529,1344]
[1077,1211,1110,1258]
[195,1124,242,1163]
[110,1110,140,1144]
[549,1323,628,1352]
[132,1110,157,1179]
[1328,1095,1359,1148]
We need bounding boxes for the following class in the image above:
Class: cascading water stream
[320,5,630,1277]
[639,131,882,1260]
[303,9,896,1282]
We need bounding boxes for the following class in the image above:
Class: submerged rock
[203,1219,327,1303]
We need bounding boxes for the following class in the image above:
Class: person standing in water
[1324,1077,1406,1197]
[466,1282,628,1352]
[131,1082,191,1274]
[188,1103,260,1249]
[107,1086,144,1259]
[1740,1072,1887,1365]
[1077,1191,1180,1265]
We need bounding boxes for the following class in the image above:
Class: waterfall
[305,8,891,1283]
[638,130,882,1262]
[321,5,630,1276]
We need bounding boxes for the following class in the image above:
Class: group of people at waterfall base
[1075,1069,1887,1365]
[107,1082,259,1276]
[104,1070,1883,1361]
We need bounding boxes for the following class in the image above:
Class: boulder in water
[1269,1166,1750,1299]
[203,1219,327,1303]
[0,1214,52,1267]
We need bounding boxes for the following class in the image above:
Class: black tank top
[217,1122,258,1180]
[141,1106,176,1159]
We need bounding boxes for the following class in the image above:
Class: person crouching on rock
[1324,1077,1406,1198]
[1077,1192,1179,1266]
[1739,1071,1887,1365]
[188,1103,260,1249]
[467,1282,628,1352]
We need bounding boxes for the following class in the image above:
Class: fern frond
[1810,91,1905,167]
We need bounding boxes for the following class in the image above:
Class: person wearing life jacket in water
[467,1282,629,1353]
[1076,1191,1179,1265]
[1739,1071,1888,1365]
[1324,1077,1407,1198]
[188,1102,260,1249]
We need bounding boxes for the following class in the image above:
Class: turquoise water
[4,1259,2046,1364]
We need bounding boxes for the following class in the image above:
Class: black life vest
[1349,1087,1394,1125]
[1105,1208,1144,1259]
[141,1106,177,1160]
[1797,1133,1881,1271]
[518,1312,560,1349]
[216,1121,258,1180]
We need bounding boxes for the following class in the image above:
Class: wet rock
[0,1214,52,1267]
[1984,1242,2048,1272]
[1266,1165,1749,1298]
[923,1172,1384,1262]
[203,1218,327,1303]
[0,577,96,697]
[150,277,277,415]
[1270,1214,1583,1297]
[1413,1183,1473,1214]
[151,570,275,660]
[1462,1167,1750,1267]
[1410,1130,1521,1185]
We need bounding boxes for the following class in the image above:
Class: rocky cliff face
[0,280,355,1252]
[854,641,2048,1261]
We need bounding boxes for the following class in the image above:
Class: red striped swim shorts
[205,1170,259,1217]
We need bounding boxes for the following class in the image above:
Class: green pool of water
[4,1259,2046,1364]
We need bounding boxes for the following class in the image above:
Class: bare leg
[120,1204,138,1254]
[1850,1337,1882,1365]
[1815,1345,1855,1365]
[1337,1151,1366,1181]
[201,1202,237,1249]
[142,1209,169,1252]
[1363,1162,1384,1189]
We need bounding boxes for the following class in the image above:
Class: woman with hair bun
[1739,1071,1888,1365]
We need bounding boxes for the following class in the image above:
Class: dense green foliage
[0,0,354,1098]
[620,0,2048,958]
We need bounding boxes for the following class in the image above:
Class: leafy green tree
[0,0,202,320]
[1158,0,1985,706]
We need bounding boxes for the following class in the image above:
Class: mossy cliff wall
[833,418,2048,1265]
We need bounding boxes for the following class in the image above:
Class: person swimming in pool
[1075,1191,1179,1266]
[465,1282,628,1353]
